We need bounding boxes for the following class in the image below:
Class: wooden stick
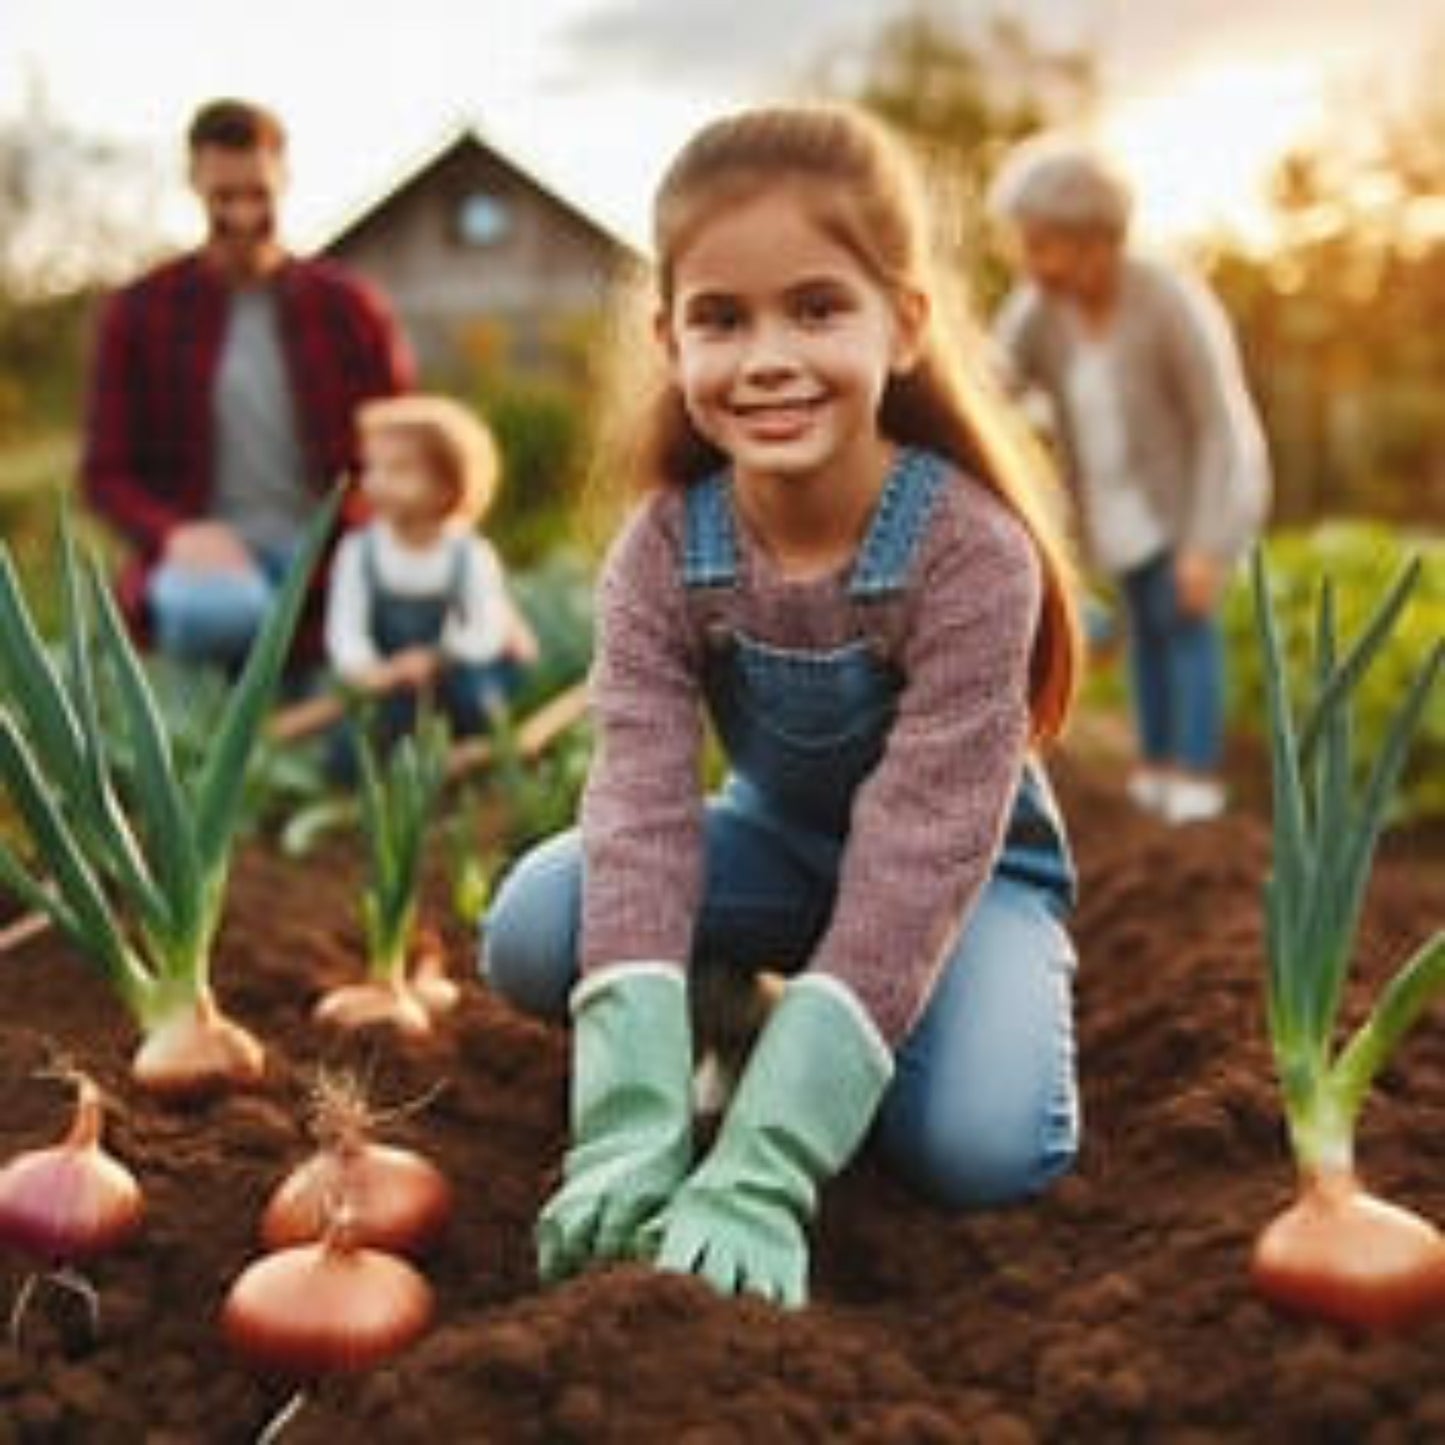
[266,663,395,744]
[266,690,353,744]
[446,681,589,781]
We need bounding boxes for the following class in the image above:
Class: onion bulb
[1252,1169,1445,1332]
[409,926,460,1018]
[222,1221,433,1377]
[132,989,266,1100]
[261,1071,452,1256]
[0,1071,143,1266]
[314,978,433,1039]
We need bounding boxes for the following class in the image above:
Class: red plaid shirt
[81,250,414,632]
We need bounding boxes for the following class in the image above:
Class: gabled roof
[318,121,643,259]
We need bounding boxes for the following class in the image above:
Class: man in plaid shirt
[81,97,414,669]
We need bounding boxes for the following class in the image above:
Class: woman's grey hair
[988,136,1133,237]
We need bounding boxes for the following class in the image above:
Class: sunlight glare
[1098,59,1329,249]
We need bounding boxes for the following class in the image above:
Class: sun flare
[1098,59,1330,248]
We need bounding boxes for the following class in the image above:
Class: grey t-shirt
[211,286,313,551]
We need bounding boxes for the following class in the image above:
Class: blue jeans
[147,544,297,670]
[484,796,1080,1210]
[1120,551,1225,772]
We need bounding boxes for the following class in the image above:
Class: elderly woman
[989,137,1270,825]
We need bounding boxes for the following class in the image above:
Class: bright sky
[1,0,1436,254]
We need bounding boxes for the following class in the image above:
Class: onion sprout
[0,496,337,1096]
[315,709,451,1036]
[1250,547,1445,1330]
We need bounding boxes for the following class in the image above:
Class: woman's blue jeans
[483,789,1080,1211]
[1119,551,1225,772]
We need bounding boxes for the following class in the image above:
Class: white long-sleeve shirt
[324,520,516,677]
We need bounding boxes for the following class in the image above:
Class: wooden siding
[324,133,634,377]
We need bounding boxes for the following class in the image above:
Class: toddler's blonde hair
[357,394,500,526]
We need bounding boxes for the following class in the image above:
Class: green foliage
[486,711,594,858]
[354,708,451,979]
[107,654,332,840]
[1229,525,1445,820]
[820,12,1095,310]
[0,496,336,1026]
[1251,547,1443,1171]
[0,437,79,632]
[442,780,504,930]
[0,292,98,441]
[510,548,596,710]
[479,375,587,565]
[1202,51,1445,527]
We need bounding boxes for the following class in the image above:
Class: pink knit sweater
[579,465,1043,1044]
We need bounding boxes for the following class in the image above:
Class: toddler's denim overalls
[326,531,522,780]
[486,451,1080,1208]
[363,529,520,738]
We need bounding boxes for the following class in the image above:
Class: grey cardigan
[994,254,1270,568]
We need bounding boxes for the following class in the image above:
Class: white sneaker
[1161,775,1226,825]
[1126,768,1169,816]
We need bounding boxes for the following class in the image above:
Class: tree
[1203,44,1445,524]
[0,70,168,301]
[813,10,1096,307]
[0,74,170,439]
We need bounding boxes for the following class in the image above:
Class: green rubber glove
[537,964,694,1283]
[646,974,893,1308]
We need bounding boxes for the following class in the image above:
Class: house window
[457,191,511,247]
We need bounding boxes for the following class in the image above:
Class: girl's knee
[879,1091,1080,1210]
[884,1109,1080,1213]
[479,834,581,1021]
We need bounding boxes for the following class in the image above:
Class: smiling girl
[484,104,1086,1307]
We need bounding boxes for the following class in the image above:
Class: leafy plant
[1248,546,1445,1332]
[1227,524,1444,819]
[97,651,331,841]
[0,495,337,1097]
[313,708,454,1038]
[441,779,503,930]
[486,707,593,857]
[508,548,596,711]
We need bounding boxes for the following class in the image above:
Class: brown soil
[1,752,1441,1444]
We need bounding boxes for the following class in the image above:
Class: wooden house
[321,126,639,380]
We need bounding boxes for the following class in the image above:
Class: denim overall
[363,529,517,739]
[485,450,1080,1208]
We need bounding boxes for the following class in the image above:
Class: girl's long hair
[594,102,1082,741]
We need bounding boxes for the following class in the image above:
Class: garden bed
[0,752,1441,1443]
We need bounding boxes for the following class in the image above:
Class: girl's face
[360,430,447,532]
[660,187,924,493]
